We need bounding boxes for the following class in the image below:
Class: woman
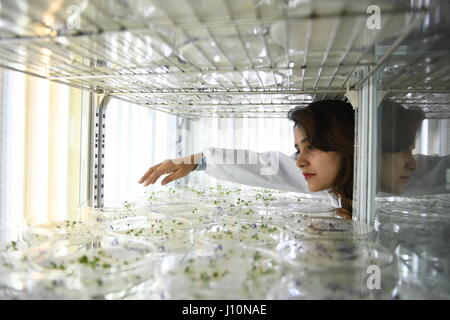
[139,100,355,218]
[378,98,425,195]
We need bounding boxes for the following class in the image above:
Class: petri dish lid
[377,205,450,221]
[286,217,373,239]
[146,203,214,219]
[106,216,195,254]
[25,220,107,243]
[79,205,141,223]
[412,243,450,270]
[156,245,280,299]
[376,197,450,212]
[286,203,336,216]
[0,246,35,274]
[107,216,194,232]
[266,268,399,300]
[27,235,159,297]
[195,221,294,249]
[216,205,289,223]
[276,239,394,270]
[0,269,90,300]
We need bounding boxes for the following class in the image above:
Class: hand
[336,208,352,219]
[138,153,203,186]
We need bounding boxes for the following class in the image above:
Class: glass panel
[373,0,450,298]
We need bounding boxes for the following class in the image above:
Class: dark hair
[288,100,355,212]
[379,98,425,153]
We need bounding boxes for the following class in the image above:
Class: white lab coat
[201,147,341,207]
[200,148,450,206]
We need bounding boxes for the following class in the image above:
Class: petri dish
[376,220,450,249]
[216,205,290,224]
[155,245,281,299]
[106,216,195,254]
[79,205,141,224]
[0,242,87,299]
[378,195,450,210]
[376,205,450,224]
[28,235,160,299]
[266,267,399,300]
[24,220,107,244]
[280,203,337,217]
[276,239,394,274]
[147,202,216,221]
[0,269,91,300]
[195,221,294,250]
[395,243,450,299]
[285,217,374,240]
[375,205,450,248]
[390,280,448,300]
[394,243,450,299]
[0,244,36,275]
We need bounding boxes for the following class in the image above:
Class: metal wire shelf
[0,0,447,117]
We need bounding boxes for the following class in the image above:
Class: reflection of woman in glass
[378,98,425,195]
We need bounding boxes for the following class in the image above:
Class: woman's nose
[404,153,417,171]
[296,152,308,168]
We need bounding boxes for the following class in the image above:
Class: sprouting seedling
[123,201,136,210]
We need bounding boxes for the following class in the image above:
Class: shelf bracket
[91,94,111,208]
[345,87,359,110]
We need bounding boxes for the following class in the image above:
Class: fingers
[161,169,185,185]
[138,162,161,184]
[140,161,177,186]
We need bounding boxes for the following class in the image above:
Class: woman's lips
[303,173,316,180]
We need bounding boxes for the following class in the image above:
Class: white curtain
[0,70,82,237]
[103,100,178,207]
[188,115,295,187]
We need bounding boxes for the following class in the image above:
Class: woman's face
[380,148,416,194]
[294,126,343,192]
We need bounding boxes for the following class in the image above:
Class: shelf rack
[1,0,444,118]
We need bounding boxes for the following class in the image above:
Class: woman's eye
[307,145,315,151]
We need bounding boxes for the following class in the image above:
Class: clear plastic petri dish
[24,220,108,244]
[27,235,160,299]
[155,245,281,299]
[279,203,337,218]
[146,202,216,221]
[216,205,290,224]
[266,267,399,300]
[144,187,210,205]
[376,205,450,225]
[106,216,196,254]
[285,217,374,240]
[376,220,450,250]
[276,239,394,273]
[394,243,450,299]
[376,196,426,208]
[0,243,37,275]
[390,280,448,300]
[79,205,141,224]
[0,269,91,300]
[416,244,450,294]
[195,221,295,250]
